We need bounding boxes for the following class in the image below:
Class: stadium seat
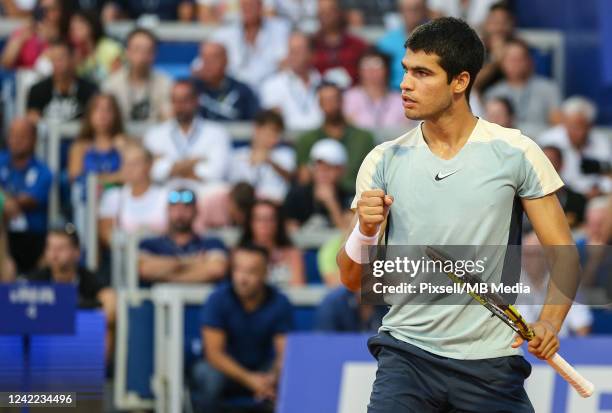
[155,41,199,64]
[0,335,24,393]
[303,249,322,284]
[591,308,612,334]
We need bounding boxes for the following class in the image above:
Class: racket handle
[546,353,594,398]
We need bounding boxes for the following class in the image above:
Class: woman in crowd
[68,10,123,83]
[69,93,126,243]
[1,0,70,69]
[343,48,416,130]
[98,141,167,248]
[240,199,305,286]
[69,93,126,186]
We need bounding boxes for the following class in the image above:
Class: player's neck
[422,104,478,148]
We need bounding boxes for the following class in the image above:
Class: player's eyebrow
[402,61,434,74]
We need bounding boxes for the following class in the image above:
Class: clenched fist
[356,189,394,237]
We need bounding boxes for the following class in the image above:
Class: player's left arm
[517,193,579,359]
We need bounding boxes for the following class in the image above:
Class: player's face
[232,250,267,299]
[400,49,453,120]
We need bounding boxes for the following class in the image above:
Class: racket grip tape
[546,353,594,398]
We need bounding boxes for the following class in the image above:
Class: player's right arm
[337,189,393,292]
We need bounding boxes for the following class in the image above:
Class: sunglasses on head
[168,190,195,205]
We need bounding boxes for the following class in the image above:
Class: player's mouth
[402,96,417,108]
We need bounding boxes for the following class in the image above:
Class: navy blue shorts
[367,332,534,413]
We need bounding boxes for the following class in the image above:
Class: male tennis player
[338,18,577,412]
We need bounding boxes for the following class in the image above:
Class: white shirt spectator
[211,17,291,91]
[228,145,296,202]
[427,0,498,28]
[144,117,232,183]
[517,272,593,337]
[99,185,168,234]
[261,70,323,131]
[538,125,612,194]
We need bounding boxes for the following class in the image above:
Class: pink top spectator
[343,87,415,130]
[9,29,47,68]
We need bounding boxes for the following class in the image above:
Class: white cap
[310,138,347,166]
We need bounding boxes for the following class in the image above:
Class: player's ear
[452,71,471,95]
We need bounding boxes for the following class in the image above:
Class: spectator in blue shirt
[191,41,260,122]
[315,287,386,332]
[191,243,293,412]
[0,118,52,274]
[377,0,429,90]
[138,187,228,285]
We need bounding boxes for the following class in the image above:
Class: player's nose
[400,73,414,92]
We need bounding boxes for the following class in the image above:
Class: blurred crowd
[1,0,611,411]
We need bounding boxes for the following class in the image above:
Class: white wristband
[344,219,380,264]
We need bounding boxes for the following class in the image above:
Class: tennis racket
[425,246,594,398]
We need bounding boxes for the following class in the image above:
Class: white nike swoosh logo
[435,170,459,181]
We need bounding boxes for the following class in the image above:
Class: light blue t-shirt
[352,118,564,359]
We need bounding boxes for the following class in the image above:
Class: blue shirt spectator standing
[0,118,52,274]
[192,41,260,121]
[138,188,228,285]
[192,243,292,412]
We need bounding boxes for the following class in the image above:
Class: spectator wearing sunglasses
[138,188,228,285]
